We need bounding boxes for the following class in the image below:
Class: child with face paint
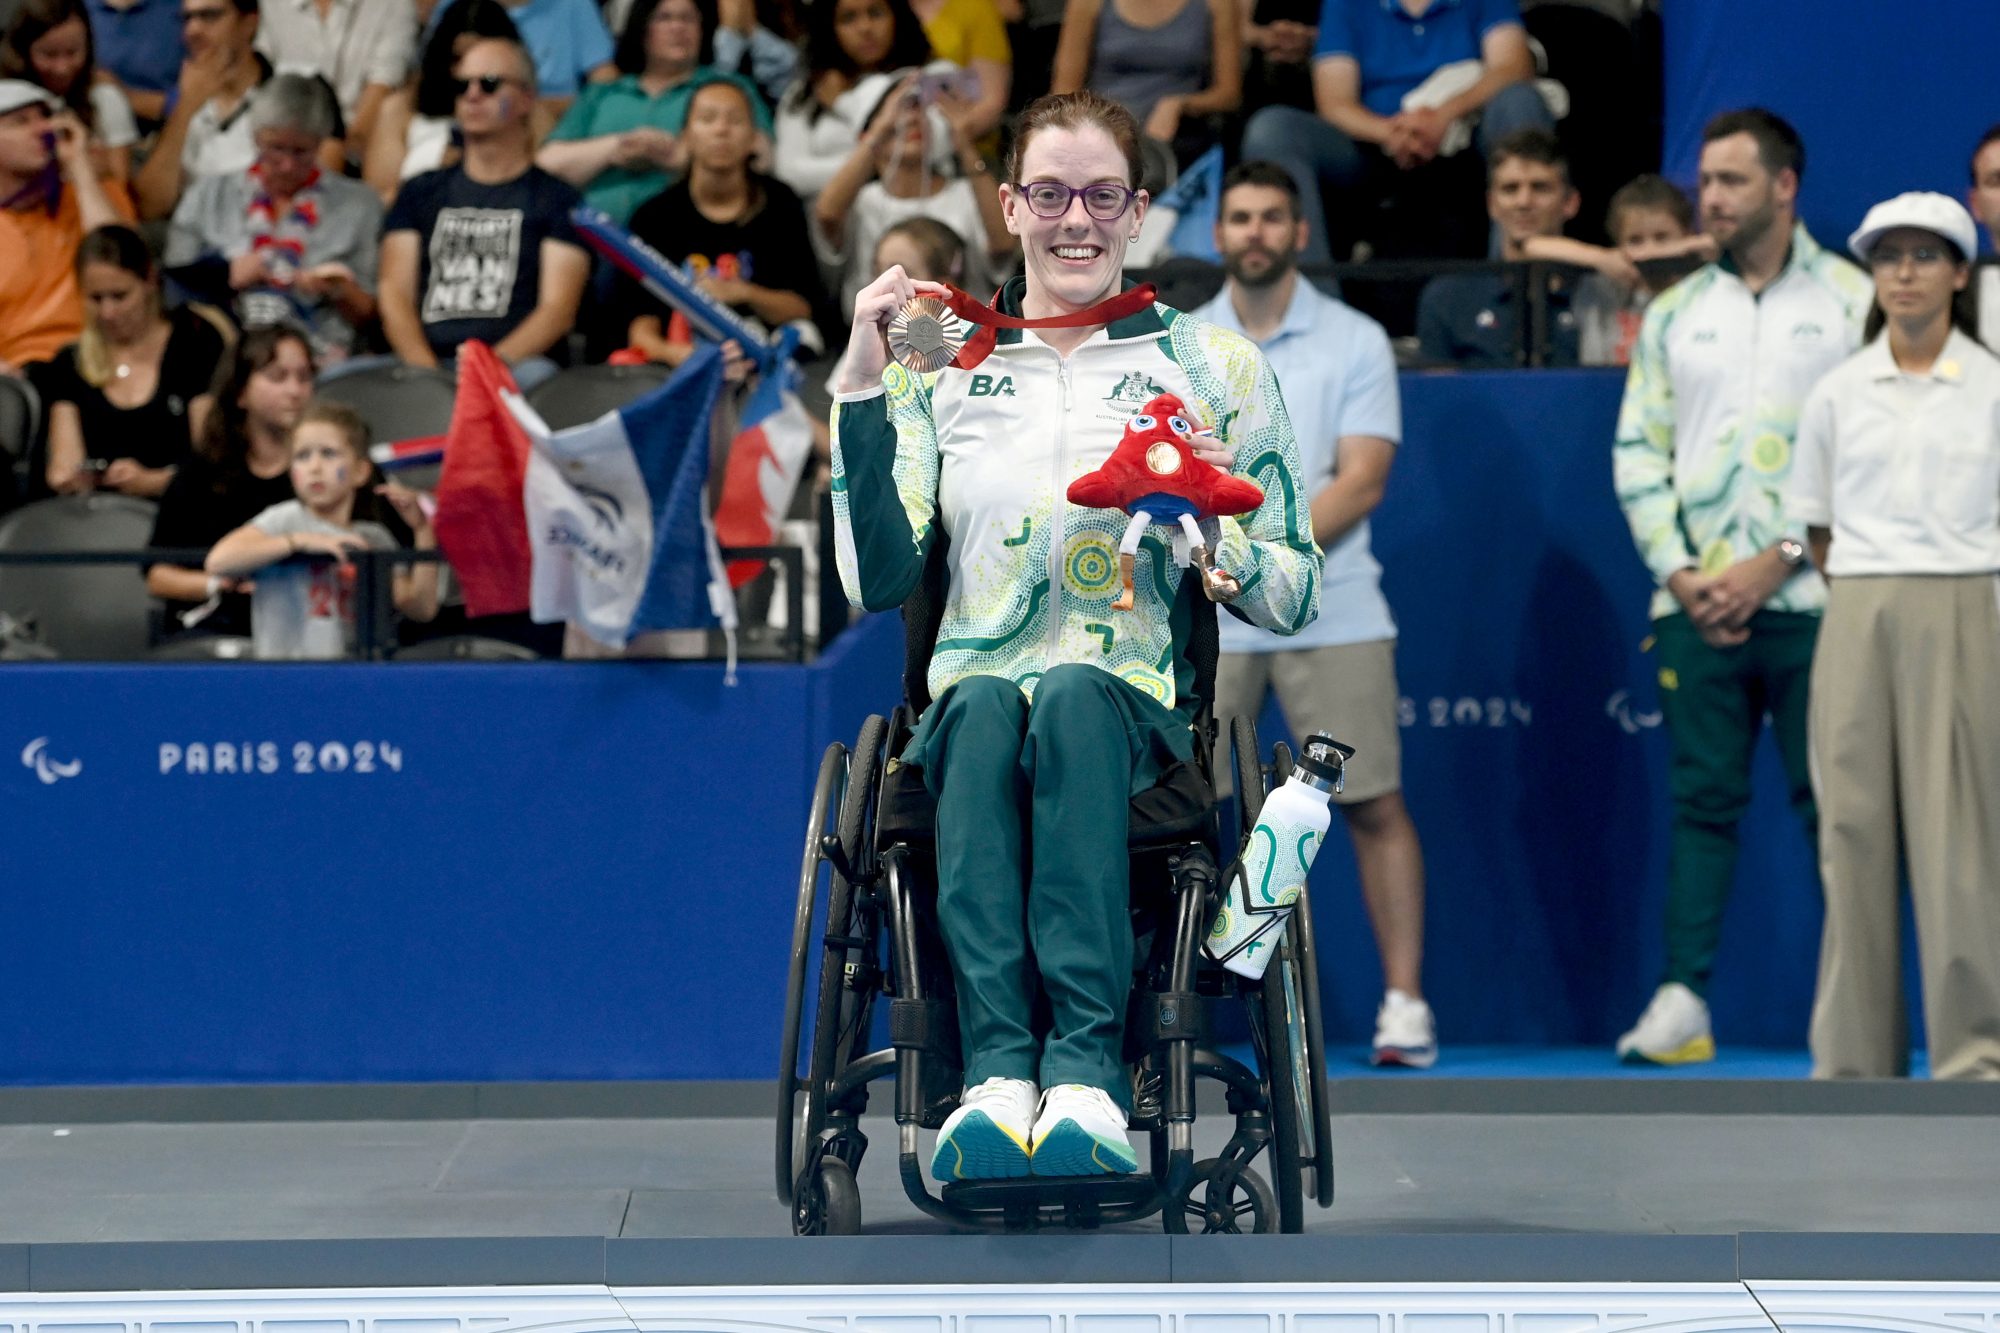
[206,399,441,658]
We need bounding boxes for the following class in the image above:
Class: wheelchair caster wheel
[793,1156,862,1235]
[1163,1157,1277,1234]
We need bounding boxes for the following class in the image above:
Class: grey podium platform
[0,1076,1997,1292]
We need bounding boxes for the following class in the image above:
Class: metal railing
[0,544,808,663]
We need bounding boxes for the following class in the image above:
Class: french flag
[432,343,532,617]
[509,344,738,652]
[370,435,446,473]
[715,377,814,588]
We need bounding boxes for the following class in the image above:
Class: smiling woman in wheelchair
[829,88,1320,1182]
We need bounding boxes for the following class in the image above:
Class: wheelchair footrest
[940,1173,1158,1213]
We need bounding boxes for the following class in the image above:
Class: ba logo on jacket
[968,374,1016,397]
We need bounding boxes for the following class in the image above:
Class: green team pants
[1652,610,1819,996]
[906,663,1193,1108]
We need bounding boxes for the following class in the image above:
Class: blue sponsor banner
[1,371,1847,1083]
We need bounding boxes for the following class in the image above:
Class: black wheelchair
[778,549,1337,1233]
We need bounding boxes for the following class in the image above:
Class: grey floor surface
[3,1107,1998,1242]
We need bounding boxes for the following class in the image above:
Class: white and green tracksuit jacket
[1613,224,1872,620]
[831,280,1322,714]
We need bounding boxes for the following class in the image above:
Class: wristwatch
[1777,537,1807,569]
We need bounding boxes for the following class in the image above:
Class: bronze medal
[886,296,967,374]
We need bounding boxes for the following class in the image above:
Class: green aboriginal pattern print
[830,310,1323,712]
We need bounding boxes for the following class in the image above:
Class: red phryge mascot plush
[1067,391,1265,611]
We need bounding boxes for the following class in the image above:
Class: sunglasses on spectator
[1014,181,1139,221]
[1869,244,1953,270]
[453,73,524,97]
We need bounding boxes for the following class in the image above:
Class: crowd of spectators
[0,0,1991,644]
[0,0,1650,458]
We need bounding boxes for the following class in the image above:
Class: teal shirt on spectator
[547,70,773,224]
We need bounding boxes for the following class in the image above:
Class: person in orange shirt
[0,79,134,374]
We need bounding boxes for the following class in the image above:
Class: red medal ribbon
[938,282,1159,370]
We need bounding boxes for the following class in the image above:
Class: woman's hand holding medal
[841,264,959,393]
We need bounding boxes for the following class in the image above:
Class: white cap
[1848,191,1979,264]
[0,80,57,118]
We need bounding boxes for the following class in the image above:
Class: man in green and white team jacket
[1611,108,1870,1066]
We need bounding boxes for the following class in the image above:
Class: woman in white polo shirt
[1788,191,2000,1082]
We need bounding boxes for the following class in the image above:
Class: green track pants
[906,664,1193,1108]
[1652,610,1819,996]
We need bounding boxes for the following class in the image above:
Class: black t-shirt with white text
[385,164,585,359]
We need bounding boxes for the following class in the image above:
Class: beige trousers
[1212,639,1404,804]
[1808,574,2000,1080]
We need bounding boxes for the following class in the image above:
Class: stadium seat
[317,364,458,491]
[0,495,158,659]
[0,373,40,511]
[524,362,672,430]
[147,634,256,660]
[392,634,540,661]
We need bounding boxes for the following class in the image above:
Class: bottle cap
[1294,733,1354,788]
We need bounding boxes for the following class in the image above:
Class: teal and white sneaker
[1029,1084,1139,1176]
[931,1077,1038,1180]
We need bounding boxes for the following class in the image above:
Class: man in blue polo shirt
[1239,0,1553,266]
[86,0,187,122]
[1197,160,1439,1068]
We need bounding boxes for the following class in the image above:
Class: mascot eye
[1168,416,1192,436]
[1129,414,1155,432]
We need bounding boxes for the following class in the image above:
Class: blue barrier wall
[1661,0,2000,257]
[1,371,1830,1083]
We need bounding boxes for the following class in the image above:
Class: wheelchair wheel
[1166,1156,1278,1234]
[793,1155,862,1236]
[1270,744,1336,1208]
[1230,714,1266,839]
[1291,857,1337,1207]
[1261,927,1311,1233]
[777,739,848,1204]
[1250,740,1309,1233]
[783,715,889,1207]
[806,715,887,1115]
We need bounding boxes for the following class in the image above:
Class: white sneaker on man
[1371,989,1438,1068]
[930,1076,1038,1180]
[1029,1083,1139,1176]
[1616,982,1714,1065]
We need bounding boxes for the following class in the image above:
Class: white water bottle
[1206,733,1351,979]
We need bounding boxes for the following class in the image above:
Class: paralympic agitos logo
[20,736,81,785]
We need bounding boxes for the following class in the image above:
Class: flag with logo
[432,342,532,617]
[714,374,813,588]
[511,344,735,648]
